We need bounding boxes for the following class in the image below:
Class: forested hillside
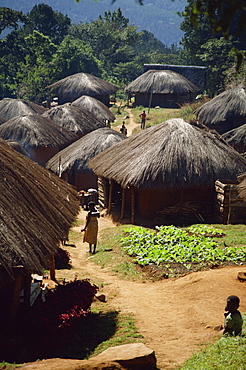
[0,0,186,45]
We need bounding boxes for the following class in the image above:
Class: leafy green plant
[120,225,246,274]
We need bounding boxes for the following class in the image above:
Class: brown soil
[56,210,246,370]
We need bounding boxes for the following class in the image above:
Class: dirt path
[114,107,139,136]
[56,210,246,370]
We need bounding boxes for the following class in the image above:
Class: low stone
[18,359,126,370]
[89,343,157,369]
[95,293,106,302]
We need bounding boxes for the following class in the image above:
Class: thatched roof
[42,103,104,136]
[0,138,79,279]
[72,95,115,123]
[88,118,246,190]
[0,116,6,125]
[0,114,77,149]
[0,98,46,121]
[125,70,199,94]
[222,123,246,153]
[46,127,125,175]
[5,139,30,157]
[47,73,119,102]
[194,85,246,132]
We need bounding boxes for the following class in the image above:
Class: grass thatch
[194,85,246,133]
[0,114,77,149]
[46,127,125,175]
[47,73,119,101]
[72,95,115,123]
[42,103,105,136]
[88,118,246,189]
[222,122,246,153]
[0,139,79,279]
[0,98,46,121]
[125,69,199,94]
[5,139,29,157]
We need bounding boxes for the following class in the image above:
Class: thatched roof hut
[46,127,125,191]
[125,69,199,108]
[72,95,115,123]
[0,98,46,121]
[47,73,119,106]
[42,103,104,138]
[222,123,246,153]
[88,118,246,224]
[194,85,246,135]
[0,115,77,166]
[0,138,79,323]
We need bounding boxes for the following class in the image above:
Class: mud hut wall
[123,186,215,220]
[215,180,246,224]
[31,147,59,167]
[74,172,98,192]
[97,177,109,208]
[134,93,193,108]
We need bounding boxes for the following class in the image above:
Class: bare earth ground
[56,209,246,370]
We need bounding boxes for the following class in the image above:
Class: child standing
[223,295,243,336]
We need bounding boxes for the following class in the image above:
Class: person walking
[81,201,100,254]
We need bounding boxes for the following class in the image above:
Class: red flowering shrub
[31,276,98,347]
[54,247,71,269]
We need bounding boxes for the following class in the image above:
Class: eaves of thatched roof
[0,98,46,121]
[46,127,125,175]
[125,69,199,94]
[42,103,104,135]
[194,85,246,126]
[5,139,30,157]
[47,73,119,100]
[72,95,115,123]
[222,123,246,152]
[0,114,77,149]
[0,139,79,279]
[88,118,246,190]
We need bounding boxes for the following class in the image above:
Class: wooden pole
[50,254,56,281]
[148,75,155,114]
[108,180,113,214]
[131,186,135,224]
[8,275,22,335]
[121,187,126,219]
[23,273,32,308]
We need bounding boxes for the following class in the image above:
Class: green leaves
[120,225,246,274]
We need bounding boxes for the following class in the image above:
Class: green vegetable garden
[120,225,246,276]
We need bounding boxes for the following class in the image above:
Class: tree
[25,4,71,44]
[0,7,27,34]
[51,36,101,80]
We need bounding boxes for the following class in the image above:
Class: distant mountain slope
[1,0,186,45]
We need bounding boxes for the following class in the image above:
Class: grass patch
[179,315,246,370]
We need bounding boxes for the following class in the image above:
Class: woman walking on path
[81,201,100,254]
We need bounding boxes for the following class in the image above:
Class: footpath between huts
[55,209,246,370]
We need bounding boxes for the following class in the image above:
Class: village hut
[47,73,119,106]
[88,118,246,225]
[72,95,115,123]
[0,138,79,330]
[222,123,246,153]
[125,69,199,108]
[46,127,125,191]
[0,114,77,166]
[42,103,105,138]
[0,98,46,121]
[194,85,246,135]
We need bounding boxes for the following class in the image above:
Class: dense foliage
[0,2,245,101]
[121,225,246,275]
